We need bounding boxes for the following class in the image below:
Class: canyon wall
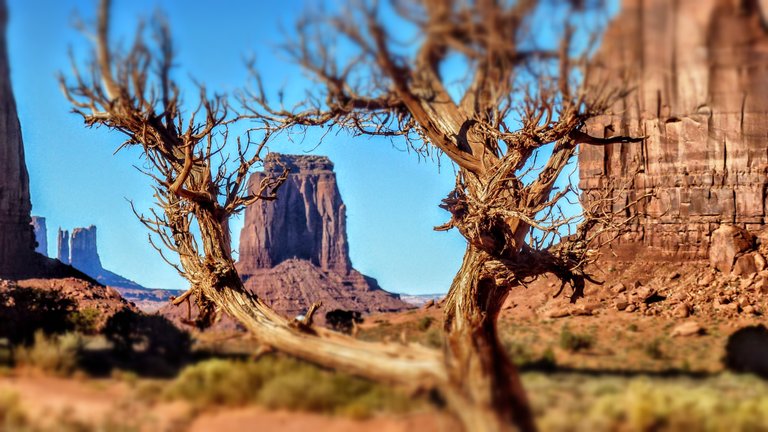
[579,0,768,260]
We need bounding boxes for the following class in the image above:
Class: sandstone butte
[580,0,768,261]
[236,153,410,319]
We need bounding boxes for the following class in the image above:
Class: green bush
[417,316,434,331]
[68,308,101,335]
[166,356,417,418]
[644,338,664,360]
[15,331,83,376]
[559,325,595,353]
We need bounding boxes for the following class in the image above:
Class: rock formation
[0,0,35,277]
[57,225,144,291]
[237,153,409,318]
[239,154,351,275]
[57,228,70,265]
[31,216,47,256]
[70,226,102,276]
[580,0,768,260]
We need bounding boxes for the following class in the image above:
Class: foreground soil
[0,371,446,432]
[3,259,768,431]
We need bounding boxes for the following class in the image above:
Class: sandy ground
[0,372,448,432]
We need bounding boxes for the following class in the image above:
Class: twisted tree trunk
[442,246,536,432]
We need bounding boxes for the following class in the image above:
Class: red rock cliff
[580,0,768,260]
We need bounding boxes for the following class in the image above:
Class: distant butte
[236,153,410,319]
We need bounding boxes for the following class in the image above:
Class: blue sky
[8,0,617,294]
[7,0,467,294]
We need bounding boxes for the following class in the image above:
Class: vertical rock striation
[238,154,351,275]
[237,153,409,318]
[0,0,35,277]
[31,216,47,256]
[580,0,768,260]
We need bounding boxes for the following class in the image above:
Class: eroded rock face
[580,0,768,260]
[239,154,351,275]
[0,0,35,277]
[237,153,409,317]
[31,216,47,256]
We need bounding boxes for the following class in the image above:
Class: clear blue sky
[7,0,468,294]
[7,0,617,294]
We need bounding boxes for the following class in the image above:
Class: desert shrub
[505,340,534,366]
[104,309,191,363]
[0,286,76,346]
[166,356,416,418]
[504,341,557,370]
[527,373,768,432]
[165,358,273,406]
[68,307,101,335]
[424,327,443,348]
[0,391,28,430]
[15,331,83,376]
[325,309,363,334]
[644,338,664,360]
[559,325,594,353]
[417,316,434,331]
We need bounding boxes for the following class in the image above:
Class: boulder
[710,226,754,273]
[671,321,704,337]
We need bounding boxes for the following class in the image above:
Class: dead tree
[61,0,446,392]
[244,1,642,431]
[61,1,638,431]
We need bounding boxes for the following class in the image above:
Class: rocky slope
[235,153,409,319]
[1,277,135,327]
[580,0,768,260]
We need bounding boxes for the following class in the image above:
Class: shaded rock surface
[0,0,35,277]
[580,0,768,260]
[236,153,409,319]
[70,226,102,276]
